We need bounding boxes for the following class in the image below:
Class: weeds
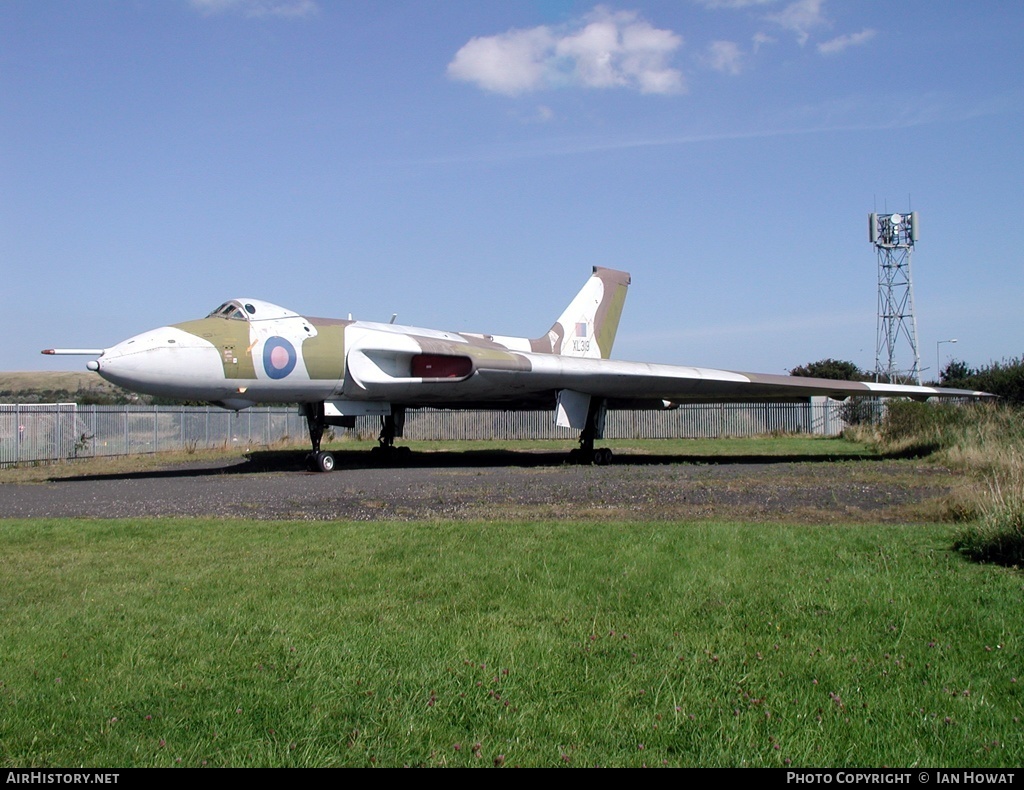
[860,401,1024,566]
[954,465,1024,566]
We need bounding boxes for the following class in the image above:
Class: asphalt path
[0,449,949,523]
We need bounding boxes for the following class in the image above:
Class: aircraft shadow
[49,445,919,482]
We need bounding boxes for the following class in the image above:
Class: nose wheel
[303,402,336,473]
[308,450,335,473]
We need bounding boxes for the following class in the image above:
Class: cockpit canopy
[208,301,250,320]
[206,299,301,322]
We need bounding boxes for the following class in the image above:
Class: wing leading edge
[509,353,991,404]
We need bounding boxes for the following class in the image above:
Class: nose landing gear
[303,402,336,473]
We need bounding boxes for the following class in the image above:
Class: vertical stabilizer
[533,267,630,359]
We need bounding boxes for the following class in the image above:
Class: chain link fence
[1,399,865,466]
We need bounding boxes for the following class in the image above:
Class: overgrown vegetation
[954,471,1024,567]
[848,401,1024,566]
[0,386,137,406]
[0,372,140,405]
[0,371,291,408]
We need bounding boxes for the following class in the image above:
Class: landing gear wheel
[567,447,612,465]
[370,444,411,463]
[314,451,335,473]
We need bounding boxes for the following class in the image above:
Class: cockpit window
[208,302,249,321]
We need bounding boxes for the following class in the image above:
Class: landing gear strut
[569,398,613,465]
[370,409,410,461]
[304,402,335,473]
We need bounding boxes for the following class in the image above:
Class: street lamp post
[936,339,958,382]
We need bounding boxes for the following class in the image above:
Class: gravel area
[0,449,957,523]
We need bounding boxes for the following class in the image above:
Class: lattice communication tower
[869,211,921,385]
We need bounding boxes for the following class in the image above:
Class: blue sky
[3,0,1022,378]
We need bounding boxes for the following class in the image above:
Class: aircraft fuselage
[85,297,554,412]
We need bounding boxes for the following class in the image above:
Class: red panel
[411,354,473,379]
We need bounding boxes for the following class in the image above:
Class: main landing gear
[369,411,410,461]
[568,397,614,466]
[568,442,614,466]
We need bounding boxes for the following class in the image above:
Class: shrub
[953,472,1024,566]
[866,400,1024,567]
[840,397,882,427]
[942,356,1024,404]
[875,399,972,456]
[789,358,865,381]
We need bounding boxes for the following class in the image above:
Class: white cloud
[752,32,776,53]
[704,40,744,75]
[817,28,877,55]
[766,0,828,46]
[556,16,627,88]
[447,7,685,96]
[447,27,555,95]
[189,0,317,18]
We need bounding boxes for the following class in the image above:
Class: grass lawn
[1,517,1020,767]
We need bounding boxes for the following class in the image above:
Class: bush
[839,397,882,427]
[875,399,972,456]
[867,400,1024,567]
[953,474,1024,567]
[942,356,1024,404]
[789,358,865,381]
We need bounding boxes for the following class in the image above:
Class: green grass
[1,518,1021,767]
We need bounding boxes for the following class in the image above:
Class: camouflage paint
[592,271,629,359]
[302,321,348,381]
[174,317,257,380]
[530,267,631,358]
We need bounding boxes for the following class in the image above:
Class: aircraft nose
[94,326,224,397]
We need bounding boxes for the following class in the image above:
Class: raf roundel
[262,337,297,380]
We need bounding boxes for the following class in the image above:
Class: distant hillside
[0,371,146,405]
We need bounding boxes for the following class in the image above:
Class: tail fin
[534,267,630,359]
